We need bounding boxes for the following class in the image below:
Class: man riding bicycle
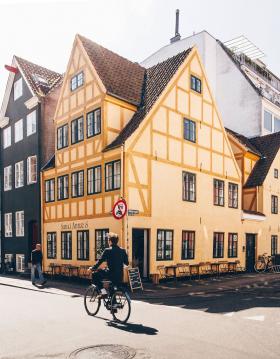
[88,232,129,296]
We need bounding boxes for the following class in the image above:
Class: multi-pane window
[14,78,22,101]
[15,211,24,237]
[228,233,238,258]
[87,108,101,137]
[274,169,279,179]
[47,232,57,259]
[214,179,224,206]
[182,171,196,202]
[14,119,23,143]
[57,124,68,149]
[58,175,69,200]
[88,166,101,194]
[16,254,25,272]
[213,232,224,258]
[5,213,12,237]
[27,156,37,184]
[191,75,202,93]
[105,160,121,191]
[77,230,89,260]
[271,195,278,214]
[95,229,109,259]
[15,161,24,188]
[3,126,11,149]
[71,117,84,144]
[61,232,72,260]
[228,183,238,208]
[264,110,272,132]
[70,72,84,91]
[4,165,12,191]
[182,231,195,259]
[71,171,84,197]
[45,179,55,202]
[271,235,278,256]
[157,229,173,261]
[26,111,36,136]
[183,119,196,142]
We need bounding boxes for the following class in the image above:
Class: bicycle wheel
[84,285,101,316]
[111,290,131,324]
[254,260,266,273]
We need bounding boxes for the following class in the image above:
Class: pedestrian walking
[31,244,46,285]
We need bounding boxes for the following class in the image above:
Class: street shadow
[107,321,159,335]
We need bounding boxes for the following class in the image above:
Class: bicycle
[254,253,274,273]
[84,279,131,324]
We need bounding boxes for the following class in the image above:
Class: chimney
[170,9,181,44]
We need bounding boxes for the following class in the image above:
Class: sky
[0,0,278,102]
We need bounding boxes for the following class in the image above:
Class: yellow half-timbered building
[42,34,246,278]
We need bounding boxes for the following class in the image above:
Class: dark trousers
[92,269,122,290]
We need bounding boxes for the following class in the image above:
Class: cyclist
[88,232,129,297]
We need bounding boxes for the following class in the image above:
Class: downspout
[121,143,129,262]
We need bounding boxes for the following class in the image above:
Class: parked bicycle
[84,279,131,324]
[254,253,274,273]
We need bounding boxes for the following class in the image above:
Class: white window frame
[5,213,12,237]
[16,211,24,237]
[16,254,25,272]
[3,126,11,149]
[15,161,24,188]
[4,165,12,191]
[27,110,37,136]
[14,119,23,143]
[14,78,23,101]
[27,155,37,184]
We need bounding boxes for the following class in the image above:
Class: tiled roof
[226,128,261,156]
[78,35,145,106]
[104,48,192,151]
[244,131,280,188]
[15,56,63,97]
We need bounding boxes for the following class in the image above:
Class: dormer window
[14,78,23,101]
[71,72,84,91]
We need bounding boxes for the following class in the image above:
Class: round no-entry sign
[112,199,127,220]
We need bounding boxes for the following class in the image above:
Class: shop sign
[128,209,139,216]
[112,199,127,220]
[61,222,89,230]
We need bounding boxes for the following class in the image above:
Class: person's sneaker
[32,282,36,286]
[41,280,47,285]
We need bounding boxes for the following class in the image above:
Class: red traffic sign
[112,199,127,220]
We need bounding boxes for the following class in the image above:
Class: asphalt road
[0,282,280,359]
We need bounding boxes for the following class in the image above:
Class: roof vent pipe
[170,9,181,44]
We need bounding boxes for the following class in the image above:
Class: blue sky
[0,0,278,101]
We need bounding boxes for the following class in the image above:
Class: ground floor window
[16,254,25,272]
[47,232,57,259]
[95,229,109,259]
[228,233,238,258]
[77,230,89,260]
[182,231,195,259]
[157,229,173,260]
[271,235,278,256]
[4,254,14,271]
[213,232,224,258]
[61,232,72,260]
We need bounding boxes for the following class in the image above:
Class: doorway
[246,234,256,272]
[132,229,149,279]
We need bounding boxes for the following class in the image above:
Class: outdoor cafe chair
[176,263,190,278]
[157,265,174,281]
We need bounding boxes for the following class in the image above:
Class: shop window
[77,230,89,260]
[182,171,196,202]
[61,232,72,260]
[214,179,224,206]
[228,233,238,258]
[182,231,195,259]
[183,119,196,143]
[95,229,109,259]
[105,160,121,191]
[87,108,101,137]
[157,229,173,260]
[213,232,224,258]
[16,254,25,272]
[47,232,57,259]
[271,235,278,256]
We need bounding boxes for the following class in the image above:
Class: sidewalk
[1,272,279,300]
